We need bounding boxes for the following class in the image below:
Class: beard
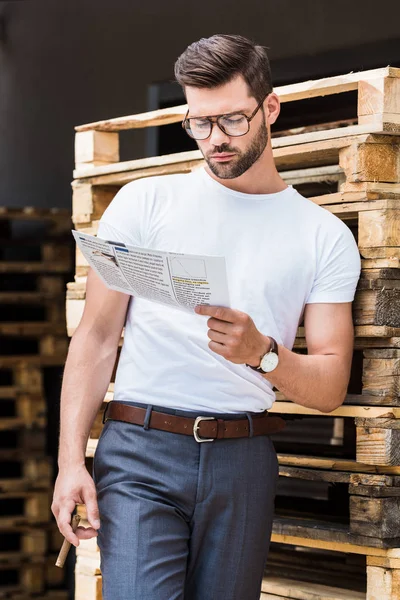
[201,118,269,179]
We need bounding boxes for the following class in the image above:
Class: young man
[52,34,361,599]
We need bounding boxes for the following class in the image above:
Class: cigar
[55,514,81,568]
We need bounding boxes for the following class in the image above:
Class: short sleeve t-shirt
[96,167,361,413]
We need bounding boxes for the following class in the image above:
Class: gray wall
[0,0,399,208]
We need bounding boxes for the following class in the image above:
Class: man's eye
[222,116,245,125]
[192,119,209,129]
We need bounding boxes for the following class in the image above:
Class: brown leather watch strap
[104,401,286,440]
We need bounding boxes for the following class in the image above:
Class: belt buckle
[193,416,216,442]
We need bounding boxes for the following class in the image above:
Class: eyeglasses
[182,93,269,140]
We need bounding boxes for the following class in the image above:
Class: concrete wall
[0,0,399,208]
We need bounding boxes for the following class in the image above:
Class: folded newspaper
[72,230,231,314]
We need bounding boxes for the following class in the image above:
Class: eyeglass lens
[186,115,249,140]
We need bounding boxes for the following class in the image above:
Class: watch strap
[246,336,278,371]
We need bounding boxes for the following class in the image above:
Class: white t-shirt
[96,167,361,414]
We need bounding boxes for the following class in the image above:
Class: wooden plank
[270,402,400,419]
[271,518,400,554]
[260,576,365,600]
[0,261,72,274]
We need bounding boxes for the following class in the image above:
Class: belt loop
[102,402,110,424]
[244,412,254,438]
[143,405,153,430]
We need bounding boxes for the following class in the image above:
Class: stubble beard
[202,119,269,180]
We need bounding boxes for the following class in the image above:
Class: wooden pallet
[0,293,66,337]
[0,241,73,275]
[0,490,50,527]
[0,394,46,431]
[73,67,400,173]
[0,207,71,236]
[0,428,46,455]
[71,135,400,244]
[0,454,51,493]
[0,527,47,561]
[0,364,43,395]
[0,274,65,296]
[0,559,46,596]
[0,335,68,367]
[261,543,366,599]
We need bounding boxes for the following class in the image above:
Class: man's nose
[208,122,231,147]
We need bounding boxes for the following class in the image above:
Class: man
[52,34,361,599]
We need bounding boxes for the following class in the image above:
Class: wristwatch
[246,336,279,373]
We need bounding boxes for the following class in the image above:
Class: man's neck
[204,155,287,195]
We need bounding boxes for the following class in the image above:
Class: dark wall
[0,0,399,209]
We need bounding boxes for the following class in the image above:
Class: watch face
[260,352,279,372]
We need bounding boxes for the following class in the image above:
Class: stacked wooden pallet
[67,66,400,600]
[0,208,72,599]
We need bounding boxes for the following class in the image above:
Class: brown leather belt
[104,401,286,442]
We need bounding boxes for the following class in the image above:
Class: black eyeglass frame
[181,92,269,140]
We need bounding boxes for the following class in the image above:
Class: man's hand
[51,465,100,547]
[194,305,270,366]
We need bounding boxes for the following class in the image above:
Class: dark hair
[174,34,273,103]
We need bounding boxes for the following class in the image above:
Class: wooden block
[72,183,119,225]
[74,569,102,600]
[75,130,119,167]
[356,424,400,466]
[359,208,400,262]
[350,495,400,538]
[366,564,400,600]
[362,351,400,400]
[339,142,400,183]
[358,77,400,119]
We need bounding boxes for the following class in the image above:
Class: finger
[58,506,80,546]
[75,525,98,540]
[207,329,228,344]
[83,487,100,530]
[195,305,235,322]
[208,340,225,355]
[207,317,234,332]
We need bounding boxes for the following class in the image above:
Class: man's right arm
[51,267,131,546]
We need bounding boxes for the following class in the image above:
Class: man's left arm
[195,301,354,414]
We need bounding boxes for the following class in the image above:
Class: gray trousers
[93,400,279,600]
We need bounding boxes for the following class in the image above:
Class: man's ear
[264,93,280,126]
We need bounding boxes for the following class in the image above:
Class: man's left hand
[194,305,270,366]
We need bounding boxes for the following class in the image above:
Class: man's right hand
[51,465,100,547]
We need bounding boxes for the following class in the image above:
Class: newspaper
[72,230,230,313]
